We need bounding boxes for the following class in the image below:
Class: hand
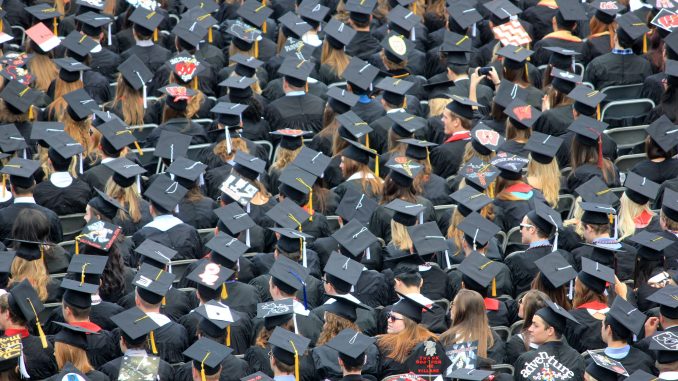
[487,67,500,86]
[470,68,483,87]
[645,316,660,337]
[541,94,550,111]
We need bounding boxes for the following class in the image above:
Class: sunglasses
[387,314,404,323]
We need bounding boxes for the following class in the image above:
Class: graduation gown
[172,354,249,381]
[312,298,378,336]
[353,97,386,125]
[83,70,112,104]
[143,118,209,147]
[583,52,653,90]
[564,305,607,353]
[265,93,325,133]
[99,354,175,381]
[522,1,559,41]
[250,251,322,279]
[565,163,621,194]
[90,47,122,82]
[117,287,192,323]
[312,343,381,381]
[506,246,575,296]
[493,186,548,231]
[506,333,538,366]
[532,31,585,67]
[81,162,115,193]
[178,308,253,355]
[131,216,204,266]
[583,33,612,65]
[344,31,381,60]
[177,197,218,229]
[556,131,618,169]
[177,260,259,311]
[368,113,399,155]
[514,340,585,381]
[0,201,63,244]
[113,198,154,237]
[570,241,637,280]
[430,133,470,179]
[447,261,515,299]
[34,175,92,215]
[12,333,58,380]
[631,159,678,185]
[533,105,575,137]
[120,44,172,73]
[605,346,657,376]
[127,315,189,364]
[368,197,438,243]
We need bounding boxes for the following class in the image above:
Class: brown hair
[376,316,435,362]
[317,312,361,346]
[520,290,549,349]
[255,318,295,348]
[46,79,83,121]
[340,157,383,196]
[321,40,351,79]
[168,73,205,119]
[440,289,494,357]
[54,342,94,374]
[505,119,531,141]
[573,277,607,308]
[106,74,145,126]
[213,135,248,163]
[26,53,58,93]
[530,273,572,310]
[570,142,615,184]
[588,18,616,50]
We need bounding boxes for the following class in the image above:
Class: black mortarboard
[534,252,576,288]
[649,331,678,363]
[497,44,533,69]
[269,254,309,295]
[440,31,472,65]
[325,328,375,361]
[331,219,378,258]
[344,0,377,22]
[388,111,425,137]
[233,151,266,181]
[578,257,615,293]
[173,20,207,48]
[54,322,97,350]
[567,115,607,146]
[0,124,26,154]
[230,54,263,78]
[527,202,562,236]
[30,121,65,148]
[629,230,673,260]
[55,57,90,83]
[448,3,483,30]
[648,285,678,318]
[483,0,521,22]
[213,202,256,236]
[493,80,527,108]
[343,57,379,92]
[391,293,432,323]
[607,296,646,336]
[129,7,164,35]
[154,131,192,161]
[401,138,437,161]
[525,132,562,164]
[290,147,330,179]
[1,158,39,188]
[8,279,47,345]
[111,307,159,344]
[0,252,16,274]
[211,101,248,126]
[422,76,452,99]
[586,352,628,380]
[133,263,175,304]
[76,219,121,253]
[88,187,126,220]
[450,186,491,217]
[550,68,581,94]
[269,327,311,365]
[447,368,495,381]
[617,12,649,44]
[543,47,580,71]
[63,88,97,121]
[61,31,97,60]
[504,99,541,129]
[324,251,364,290]
[278,165,317,204]
[0,80,39,114]
[385,199,425,226]
[591,0,624,24]
[459,250,502,294]
[470,124,504,156]
[647,115,678,153]
[76,11,112,36]
[328,88,360,115]
[568,85,607,116]
[104,157,146,188]
[144,175,188,212]
[184,338,232,376]
[118,55,152,91]
[67,254,107,285]
[167,157,208,185]
[336,188,379,224]
[555,0,586,21]
[324,293,371,322]
[278,12,311,40]
[299,0,329,27]
[580,201,617,225]
[535,300,578,333]
[45,133,84,163]
[271,227,312,254]
[626,370,656,381]
[623,171,659,205]
[61,278,98,309]
[96,119,137,152]
[446,95,481,120]
[341,139,378,166]
[663,188,678,221]
[408,222,448,255]
[457,212,501,249]
[376,76,413,106]
[385,156,423,187]
[266,198,310,230]
[388,6,420,37]
[206,232,249,267]
[270,129,311,151]
[135,239,177,269]
[336,111,372,141]
[237,0,272,28]
[575,177,619,206]
[278,56,313,86]
[324,19,356,48]
[26,3,62,20]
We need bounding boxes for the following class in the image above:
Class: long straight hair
[527,157,560,207]
[439,289,494,357]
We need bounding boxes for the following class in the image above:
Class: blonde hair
[446,209,465,256]
[564,196,585,237]
[527,157,561,207]
[106,74,145,126]
[461,142,495,171]
[64,115,99,162]
[391,220,413,250]
[27,54,58,93]
[271,146,302,171]
[39,146,78,180]
[428,98,452,118]
[8,257,49,301]
[440,289,494,357]
[46,79,83,121]
[618,193,655,240]
[321,40,350,79]
[54,342,93,374]
[105,177,142,222]
[506,119,531,141]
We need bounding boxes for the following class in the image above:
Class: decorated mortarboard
[617,12,649,43]
[574,176,619,206]
[591,0,624,24]
[266,198,310,230]
[649,331,678,363]
[336,111,372,141]
[534,300,578,333]
[194,300,240,342]
[323,251,364,289]
[241,373,274,381]
[0,80,39,114]
[493,20,530,46]
[63,88,97,121]
[256,299,294,329]
[504,99,541,129]
[8,279,48,347]
[385,198,425,226]
[652,8,678,32]
[224,19,262,50]
[335,187,379,225]
[270,129,311,151]
[237,0,272,28]
[449,186,492,217]
[184,338,233,381]
[0,53,29,68]
[325,328,375,360]
[134,239,177,269]
[111,307,160,343]
[160,85,197,111]
[460,158,499,191]
[578,257,616,294]
[166,156,207,184]
[74,219,122,254]
[144,175,188,212]
[385,156,423,187]
[61,31,97,59]
[118,55,152,93]
[457,212,501,249]
[567,85,607,116]
[391,293,432,323]
[279,37,317,59]
[324,19,356,48]
[524,132,562,164]
[331,220,378,259]
[647,114,678,153]
[153,130,192,161]
[446,95,481,120]
[342,57,379,91]
[624,171,659,205]
[26,23,60,53]
[219,173,259,206]
[586,352,628,380]
[186,262,234,297]
[0,66,33,87]
[206,232,249,266]
[470,124,504,156]
[491,153,528,180]
[133,263,175,304]
[534,252,576,288]
[0,334,22,372]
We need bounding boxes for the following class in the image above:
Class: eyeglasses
[387,314,404,323]
[519,223,534,230]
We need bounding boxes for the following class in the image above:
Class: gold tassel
[74,234,83,255]
[492,278,496,297]
[153,29,158,42]
[192,77,198,90]
[426,147,430,167]
[289,340,300,381]
[365,134,370,149]
[2,174,6,198]
[403,97,407,109]
[28,106,33,121]
[208,27,213,44]
[27,299,47,349]
[308,190,313,220]
[53,18,57,35]
[643,33,647,54]
[200,352,210,381]
[305,82,308,93]
[162,296,166,306]
[262,21,267,34]
[0,20,3,33]
[412,2,416,14]
[221,283,228,299]
[149,330,158,354]
[608,213,614,224]
[226,325,231,347]
[80,263,89,285]
[374,155,379,178]
[134,141,143,155]
[596,104,601,121]
[254,40,259,59]
[524,63,529,83]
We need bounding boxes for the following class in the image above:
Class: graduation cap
[186,261,234,300]
[568,85,607,117]
[524,132,562,164]
[324,328,375,364]
[128,6,164,36]
[323,251,364,293]
[649,331,678,364]
[1,157,39,189]
[271,227,313,265]
[504,99,541,129]
[335,187,379,225]
[0,124,27,154]
[617,12,649,45]
[224,19,262,51]
[324,293,371,322]
[542,47,579,72]
[269,255,310,307]
[63,88,97,121]
[579,201,617,225]
[289,148,329,179]
[67,254,107,285]
[387,112,426,138]
[111,307,160,345]
[385,156,423,187]
[574,177,619,206]
[194,300,240,341]
[76,11,112,38]
[8,279,48,347]
[269,326,311,381]
[447,368,495,381]
[173,19,207,48]
[457,212,501,249]
[534,252,577,289]
[652,8,678,33]
[647,285,678,318]
[144,175,188,212]
[267,198,310,230]
[277,12,310,41]
[218,76,254,103]
[184,337,232,381]
[440,31,472,66]
[606,296,646,336]
[331,221,378,261]
[104,156,146,188]
[627,230,673,260]
[167,156,208,186]
[343,57,379,92]
[133,263,175,304]
[61,31,97,60]
[401,139,437,162]
[54,321,98,350]
[0,333,22,372]
[75,219,121,254]
[54,57,90,83]
[446,95,481,120]
[233,151,266,181]
[26,3,62,22]
[154,131,192,162]
[298,1,329,27]
[447,3,483,31]
[663,188,678,221]
[213,202,256,238]
[625,370,657,381]
[45,133,84,168]
[550,68,581,94]
[206,232,249,267]
[407,221,448,256]
[160,85,197,111]
[26,22,60,53]
[0,251,16,274]
[385,198,425,226]
[555,0,586,22]
[483,0,521,22]
[230,54,263,78]
[278,165,317,208]
[578,257,615,294]
[336,111,372,141]
[647,114,678,153]
[470,124,504,156]
[341,139,378,168]
[591,0,624,24]
[31,121,65,148]
[118,55,152,94]
[241,373,274,381]
[327,90,359,119]
[449,186,491,217]
[623,171,659,205]
[458,250,502,295]
[96,119,139,153]
[0,80,39,115]
[567,115,607,147]
[391,293,432,323]
[534,300,578,333]
[88,188,127,221]
[460,158,499,192]
[526,201,562,239]
[388,6,420,38]
[0,66,33,88]
[490,154,528,180]
[211,101,248,127]
[423,76,453,99]
[135,239,177,270]
[270,129,311,151]
[60,277,98,309]
[344,0,377,23]
[324,19,356,49]
[237,0,272,29]
[376,76,413,107]
[257,299,294,329]
[586,352,628,380]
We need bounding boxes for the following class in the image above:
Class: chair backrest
[556,194,576,220]
[326,215,343,233]
[197,228,215,245]
[574,63,585,76]
[604,125,649,150]
[601,99,655,126]
[600,83,644,102]
[252,140,274,162]
[503,226,521,252]
[614,153,646,172]
[108,82,117,96]
[11,26,26,46]
[169,259,198,282]
[186,143,212,161]
[510,319,524,336]
[419,100,429,117]
[136,147,159,173]
[434,204,457,213]
[560,167,572,179]
[492,364,515,376]
[494,231,507,252]
[59,213,87,241]
[491,326,511,341]
[193,118,214,129]
[128,124,159,142]
[327,81,347,89]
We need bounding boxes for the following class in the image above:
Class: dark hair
[658,83,678,122]
[394,270,422,287]
[381,177,418,204]
[633,256,663,287]
[12,208,51,243]
[448,64,468,76]
[569,142,615,184]
[242,96,264,122]
[646,135,675,160]
[84,236,126,302]
[63,301,91,320]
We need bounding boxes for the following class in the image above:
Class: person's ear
[419,278,424,288]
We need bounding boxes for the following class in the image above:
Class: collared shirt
[136,39,154,47]
[147,311,171,327]
[660,372,678,380]
[144,214,184,232]
[124,348,149,356]
[612,48,634,55]
[286,90,306,97]
[50,172,74,188]
[101,157,115,164]
[529,239,551,249]
[604,345,630,359]
[274,376,297,381]
[14,196,35,204]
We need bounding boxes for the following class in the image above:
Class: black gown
[131,219,204,266]
[143,118,209,147]
[583,52,653,90]
[114,317,189,364]
[493,188,548,232]
[631,159,678,185]
[81,164,114,193]
[177,197,218,229]
[113,199,154,237]
[120,44,172,73]
[90,47,121,82]
[99,354,175,381]
[566,164,621,193]
[564,307,607,353]
[264,94,325,134]
[117,287,193,323]
[172,356,249,381]
[533,105,574,137]
[0,202,63,244]
[312,343,382,380]
[353,98,386,125]
[447,261,515,298]
[33,176,92,215]
[506,246,575,296]
[344,31,381,60]
[514,340,585,381]
[430,136,470,179]
[570,242,637,280]
[589,347,657,376]
[83,70,112,104]
[16,334,58,380]
[178,307,253,355]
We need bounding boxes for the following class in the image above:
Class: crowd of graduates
[2,0,678,378]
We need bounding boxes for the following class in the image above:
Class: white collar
[146,311,171,327]
[50,172,73,188]
[292,299,310,316]
[0,191,12,203]
[91,44,103,53]
[661,372,678,380]
[346,171,375,182]
[101,157,115,164]
[13,196,35,204]
[386,108,405,114]
[302,32,322,47]
[286,90,306,97]
[453,77,469,83]
[136,39,154,47]
[144,214,184,231]
[90,294,102,306]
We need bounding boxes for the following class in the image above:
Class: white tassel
[225,128,232,154]
[79,153,83,174]
[22,149,26,159]
[245,228,250,247]
[19,350,29,379]
[444,249,451,270]
[302,238,307,268]
[568,279,573,300]
[552,232,559,252]
[107,23,112,46]
[411,27,415,41]
[365,247,370,260]
[142,84,147,109]
[199,173,204,186]
[136,175,141,193]
[418,212,423,224]
[293,313,299,334]
[472,23,477,37]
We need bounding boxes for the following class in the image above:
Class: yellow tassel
[28,106,33,121]
[524,63,529,83]
[80,263,88,285]
[426,147,430,167]
[289,340,300,381]
[2,174,6,198]
[153,29,158,42]
[643,33,647,54]
[365,134,370,149]
[226,325,231,347]
[262,21,267,33]
[412,2,416,14]
[149,330,158,354]
[492,278,496,297]
[221,283,228,299]
[403,97,407,109]
[134,141,143,155]
[53,18,57,36]
[192,77,198,90]
[608,213,614,224]
[162,296,166,306]
[208,27,213,44]
[74,235,82,255]
[596,104,601,121]
[307,190,313,221]
[27,299,47,349]
[0,20,3,33]
[305,82,308,93]
[200,352,210,381]
[262,0,266,5]
[374,155,379,178]
[254,40,259,58]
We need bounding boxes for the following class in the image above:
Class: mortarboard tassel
[28,106,33,121]
[221,283,228,299]
[596,104,601,121]
[262,21,267,33]
[444,249,451,270]
[403,97,407,109]
[643,33,647,54]
[153,29,158,42]
[254,40,259,58]
[108,23,112,46]
[289,340,300,381]
[568,279,574,300]
[27,299,47,348]
[296,177,313,221]
[200,352,210,381]
[192,77,198,90]
[208,27,213,44]
[74,234,84,255]
[374,155,379,177]
[149,330,158,354]
[53,18,58,36]
[226,325,231,346]
[365,247,370,260]
[80,263,89,286]
[426,147,430,167]
[2,174,6,198]
[365,134,370,149]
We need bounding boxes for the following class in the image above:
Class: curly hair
[82,237,126,302]
[316,311,360,346]
[255,318,295,348]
